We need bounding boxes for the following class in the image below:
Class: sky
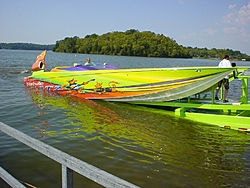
[1,0,250,55]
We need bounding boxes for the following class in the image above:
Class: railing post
[240,77,248,104]
[0,121,140,188]
[211,85,215,104]
[62,165,73,188]
[0,166,26,188]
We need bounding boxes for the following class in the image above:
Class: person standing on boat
[215,55,232,103]
[84,58,92,66]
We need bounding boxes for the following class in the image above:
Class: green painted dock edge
[131,75,250,132]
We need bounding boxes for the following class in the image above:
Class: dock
[0,122,139,188]
[131,75,250,132]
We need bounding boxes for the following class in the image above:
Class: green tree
[52,29,249,60]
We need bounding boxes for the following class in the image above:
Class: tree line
[53,29,250,60]
[53,29,191,58]
[0,43,54,51]
[1,29,249,60]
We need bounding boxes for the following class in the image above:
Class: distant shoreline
[0,42,54,51]
[1,42,249,61]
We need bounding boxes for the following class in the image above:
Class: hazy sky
[1,0,250,55]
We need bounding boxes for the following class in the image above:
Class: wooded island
[1,29,249,60]
[52,29,250,60]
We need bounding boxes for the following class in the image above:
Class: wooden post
[62,165,73,188]
[0,122,140,188]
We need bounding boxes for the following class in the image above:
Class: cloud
[223,13,234,23]
[178,28,217,42]
[223,2,250,24]
[235,2,250,24]
[179,0,185,4]
[223,27,240,34]
[223,27,250,41]
[178,32,197,40]
[179,28,217,41]
[229,4,236,9]
[202,28,217,36]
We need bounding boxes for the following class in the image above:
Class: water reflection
[28,89,134,138]
[2,50,250,187]
[24,88,250,187]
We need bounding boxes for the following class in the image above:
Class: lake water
[0,50,250,188]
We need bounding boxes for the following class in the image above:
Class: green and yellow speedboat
[24,50,247,102]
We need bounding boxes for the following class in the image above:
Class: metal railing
[0,122,139,188]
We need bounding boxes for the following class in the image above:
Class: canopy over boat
[24,51,248,102]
